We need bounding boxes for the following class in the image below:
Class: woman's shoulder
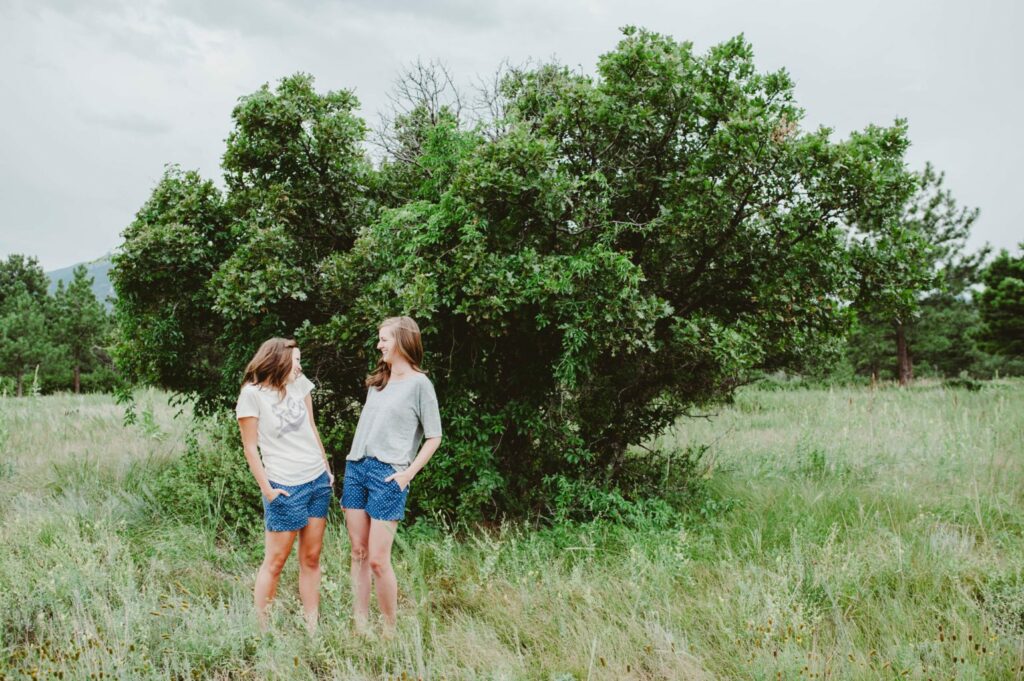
[291,374,315,395]
[388,371,431,387]
[236,383,263,418]
[239,382,266,398]
[412,371,437,391]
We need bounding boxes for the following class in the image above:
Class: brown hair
[366,316,425,390]
[241,337,297,399]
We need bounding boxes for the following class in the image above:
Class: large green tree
[113,74,374,406]
[113,29,916,517]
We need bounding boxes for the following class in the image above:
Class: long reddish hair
[241,337,297,398]
[366,316,425,390]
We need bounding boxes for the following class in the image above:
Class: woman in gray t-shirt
[340,316,442,637]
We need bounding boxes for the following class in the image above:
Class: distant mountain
[47,254,115,306]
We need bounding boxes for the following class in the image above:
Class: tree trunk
[895,321,913,386]
[16,373,23,397]
[74,364,81,394]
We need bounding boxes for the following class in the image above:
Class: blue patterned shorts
[341,457,409,521]
[262,471,333,532]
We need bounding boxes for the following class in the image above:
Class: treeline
[4,235,1018,398]
[0,255,117,396]
[843,240,1024,384]
[4,237,1020,398]
[823,159,1023,384]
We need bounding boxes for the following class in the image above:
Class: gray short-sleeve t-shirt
[347,372,442,471]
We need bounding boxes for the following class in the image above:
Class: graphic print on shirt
[271,395,307,437]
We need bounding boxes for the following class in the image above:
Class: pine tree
[979,245,1024,359]
[0,291,58,396]
[52,265,108,393]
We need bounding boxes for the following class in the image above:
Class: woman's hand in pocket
[384,470,414,491]
[265,488,291,503]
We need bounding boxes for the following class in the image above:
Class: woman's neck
[389,360,415,380]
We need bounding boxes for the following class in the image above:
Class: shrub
[149,413,263,535]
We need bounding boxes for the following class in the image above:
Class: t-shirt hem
[345,452,412,471]
[265,466,328,487]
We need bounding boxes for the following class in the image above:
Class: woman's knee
[299,547,322,570]
[368,553,391,577]
[350,544,368,563]
[262,552,289,577]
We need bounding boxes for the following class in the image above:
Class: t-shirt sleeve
[235,386,260,419]
[417,378,442,438]
[295,374,315,398]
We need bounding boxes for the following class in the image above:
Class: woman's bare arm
[304,394,334,483]
[384,436,441,490]
[238,416,276,496]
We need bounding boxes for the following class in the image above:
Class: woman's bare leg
[255,530,297,629]
[368,519,399,636]
[344,509,372,632]
[297,517,326,633]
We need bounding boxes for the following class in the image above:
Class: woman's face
[376,326,397,365]
[290,347,302,381]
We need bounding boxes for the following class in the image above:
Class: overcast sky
[2,0,1021,270]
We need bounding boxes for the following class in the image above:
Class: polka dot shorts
[341,457,409,521]
[262,471,333,532]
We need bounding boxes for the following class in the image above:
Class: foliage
[847,163,985,381]
[149,412,264,535]
[0,254,48,308]
[979,244,1024,359]
[0,291,59,396]
[0,255,116,395]
[113,30,918,518]
[846,293,1006,380]
[111,167,233,397]
[52,265,109,392]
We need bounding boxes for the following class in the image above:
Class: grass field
[1,382,1023,680]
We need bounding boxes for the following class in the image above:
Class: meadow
[1,382,1022,680]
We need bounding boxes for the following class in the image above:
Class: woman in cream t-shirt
[236,337,334,632]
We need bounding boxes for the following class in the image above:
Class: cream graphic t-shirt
[235,375,326,485]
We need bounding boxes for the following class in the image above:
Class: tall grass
[1,381,1022,679]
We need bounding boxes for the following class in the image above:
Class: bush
[943,376,983,392]
[542,444,718,527]
[149,413,263,535]
[77,365,125,394]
